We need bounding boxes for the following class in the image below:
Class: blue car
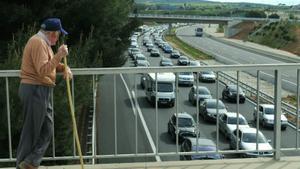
[163,45,173,53]
[180,137,223,160]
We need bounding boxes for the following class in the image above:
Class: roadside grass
[164,31,212,60]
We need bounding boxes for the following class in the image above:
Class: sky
[209,0,299,6]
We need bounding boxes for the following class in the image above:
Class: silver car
[219,112,250,139]
[229,127,273,158]
[199,71,216,82]
[178,72,194,86]
[253,104,288,130]
[188,86,212,105]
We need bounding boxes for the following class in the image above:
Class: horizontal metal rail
[1,64,300,165]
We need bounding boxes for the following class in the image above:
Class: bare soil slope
[232,22,300,56]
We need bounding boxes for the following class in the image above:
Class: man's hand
[58,44,68,57]
[63,66,73,80]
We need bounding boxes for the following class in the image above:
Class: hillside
[233,21,300,56]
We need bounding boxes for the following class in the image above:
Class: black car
[177,56,190,66]
[170,50,181,58]
[167,112,198,142]
[222,84,246,103]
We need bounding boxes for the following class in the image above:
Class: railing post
[274,70,281,160]
[5,77,12,159]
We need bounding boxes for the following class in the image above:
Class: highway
[96,26,300,164]
[176,25,299,93]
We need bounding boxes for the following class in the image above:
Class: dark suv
[222,84,246,103]
[167,112,198,142]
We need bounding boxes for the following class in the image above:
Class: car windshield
[178,117,194,127]
[206,101,225,109]
[180,57,188,60]
[242,132,267,143]
[191,146,222,160]
[137,56,146,60]
[227,117,247,125]
[202,71,214,75]
[196,28,203,32]
[179,72,193,75]
[265,107,274,114]
[155,82,173,92]
[197,88,210,95]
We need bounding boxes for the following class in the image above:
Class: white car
[178,72,194,86]
[253,104,288,130]
[219,112,250,139]
[199,71,216,82]
[229,128,273,158]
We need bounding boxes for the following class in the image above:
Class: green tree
[245,10,267,18]
[268,13,280,19]
[0,0,138,164]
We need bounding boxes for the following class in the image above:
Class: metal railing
[1,64,300,165]
[129,13,284,22]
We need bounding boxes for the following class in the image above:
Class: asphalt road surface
[176,25,299,93]
[96,28,300,164]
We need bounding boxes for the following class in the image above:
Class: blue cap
[41,18,68,35]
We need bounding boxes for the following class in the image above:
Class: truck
[195,27,203,37]
[141,73,176,107]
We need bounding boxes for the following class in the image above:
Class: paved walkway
[2,157,300,169]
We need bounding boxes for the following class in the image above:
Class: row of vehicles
[129,25,288,160]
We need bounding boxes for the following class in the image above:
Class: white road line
[120,74,161,162]
[132,90,161,162]
[120,74,137,116]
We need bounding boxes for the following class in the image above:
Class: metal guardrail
[1,64,300,165]
[198,61,299,124]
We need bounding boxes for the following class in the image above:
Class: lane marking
[120,74,161,162]
[120,74,137,116]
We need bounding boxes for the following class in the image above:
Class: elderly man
[16,18,72,169]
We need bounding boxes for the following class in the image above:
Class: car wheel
[141,83,144,89]
[281,126,287,130]
[253,115,257,122]
[193,100,196,106]
[203,113,208,121]
[262,120,266,127]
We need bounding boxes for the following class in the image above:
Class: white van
[141,73,176,107]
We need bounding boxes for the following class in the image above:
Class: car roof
[223,112,246,118]
[204,98,221,103]
[179,56,188,59]
[260,104,274,108]
[236,127,259,134]
[186,137,216,147]
[173,112,193,119]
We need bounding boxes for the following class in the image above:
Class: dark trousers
[16,83,53,168]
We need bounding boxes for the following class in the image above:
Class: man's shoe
[18,161,38,169]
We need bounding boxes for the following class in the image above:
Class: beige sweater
[20,34,65,86]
